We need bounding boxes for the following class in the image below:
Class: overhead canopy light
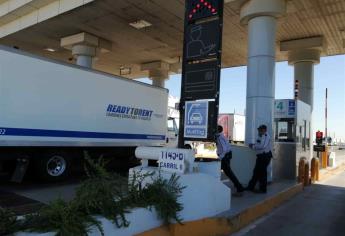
[129,20,152,29]
[44,48,56,52]
[120,66,131,75]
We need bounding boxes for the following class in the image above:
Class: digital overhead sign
[179,0,224,144]
[182,60,219,100]
[185,19,221,61]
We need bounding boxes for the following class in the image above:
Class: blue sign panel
[275,99,296,118]
[184,101,209,139]
[288,100,296,116]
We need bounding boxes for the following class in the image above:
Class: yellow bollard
[311,158,316,183]
[315,158,320,181]
[321,145,328,169]
[298,159,306,184]
[304,162,310,186]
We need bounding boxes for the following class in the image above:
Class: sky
[139,55,345,141]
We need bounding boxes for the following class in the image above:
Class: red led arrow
[188,0,218,19]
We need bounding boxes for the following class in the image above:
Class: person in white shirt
[246,125,273,193]
[216,125,244,194]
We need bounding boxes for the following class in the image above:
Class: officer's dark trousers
[247,152,272,192]
[221,152,244,192]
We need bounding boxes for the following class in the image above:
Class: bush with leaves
[75,153,185,226]
[12,152,185,235]
[21,199,103,236]
[0,207,18,235]
[74,153,130,228]
[124,169,153,206]
[141,173,185,225]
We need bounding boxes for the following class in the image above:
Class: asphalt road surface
[232,166,345,236]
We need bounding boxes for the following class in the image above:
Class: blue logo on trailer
[288,100,296,116]
[184,101,209,138]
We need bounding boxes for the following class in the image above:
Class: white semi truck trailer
[0,46,178,182]
[218,114,245,143]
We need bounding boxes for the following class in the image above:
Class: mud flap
[11,158,29,183]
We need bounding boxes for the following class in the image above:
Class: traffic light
[316,131,323,145]
[294,80,299,99]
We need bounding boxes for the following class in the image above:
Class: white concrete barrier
[16,208,162,236]
[231,145,257,185]
[132,147,231,222]
[231,145,274,185]
[198,161,222,179]
[328,152,336,167]
[129,166,230,222]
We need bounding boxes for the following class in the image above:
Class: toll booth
[273,99,312,180]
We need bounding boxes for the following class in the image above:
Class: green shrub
[12,152,185,235]
[125,169,153,207]
[74,153,130,228]
[0,207,18,235]
[125,171,185,224]
[21,199,103,236]
[76,153,185,226]
[141,173,185,225]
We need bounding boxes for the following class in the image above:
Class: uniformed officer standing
[246,125,273,193]
[215,125,244,195]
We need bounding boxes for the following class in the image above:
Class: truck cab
[166,117,179,147]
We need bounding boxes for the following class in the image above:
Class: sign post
[178,0,224,147]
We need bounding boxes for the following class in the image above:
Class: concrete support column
[61,32,112,69]
[294,61,315,108]
[241,0,287,144]
[152,77,166,87]
[149,69,169,87]
[72,44,96,68]
[281,37,325,165]
[141,61,170,88]
[293,60,316,164]
[286,47,322,110]
[290,53,319,164]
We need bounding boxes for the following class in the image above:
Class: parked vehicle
[218,114,245,143]
[339,144,345,150]
[0,46,178,182]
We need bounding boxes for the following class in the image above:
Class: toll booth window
[167,119,175,132]
[306,122,311,150]
[302,120,307,151]
[296,125,301,143]
[302,120,310,151]
[275,119,295,142]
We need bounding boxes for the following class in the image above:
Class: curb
[137,183,303,236]
[318,162,345,182]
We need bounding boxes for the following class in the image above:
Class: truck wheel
[34,151,71,182]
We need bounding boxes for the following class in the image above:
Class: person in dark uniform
[215,125,244,195]
[246,125,273,193]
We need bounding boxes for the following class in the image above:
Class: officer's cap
[258,125,267,130]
